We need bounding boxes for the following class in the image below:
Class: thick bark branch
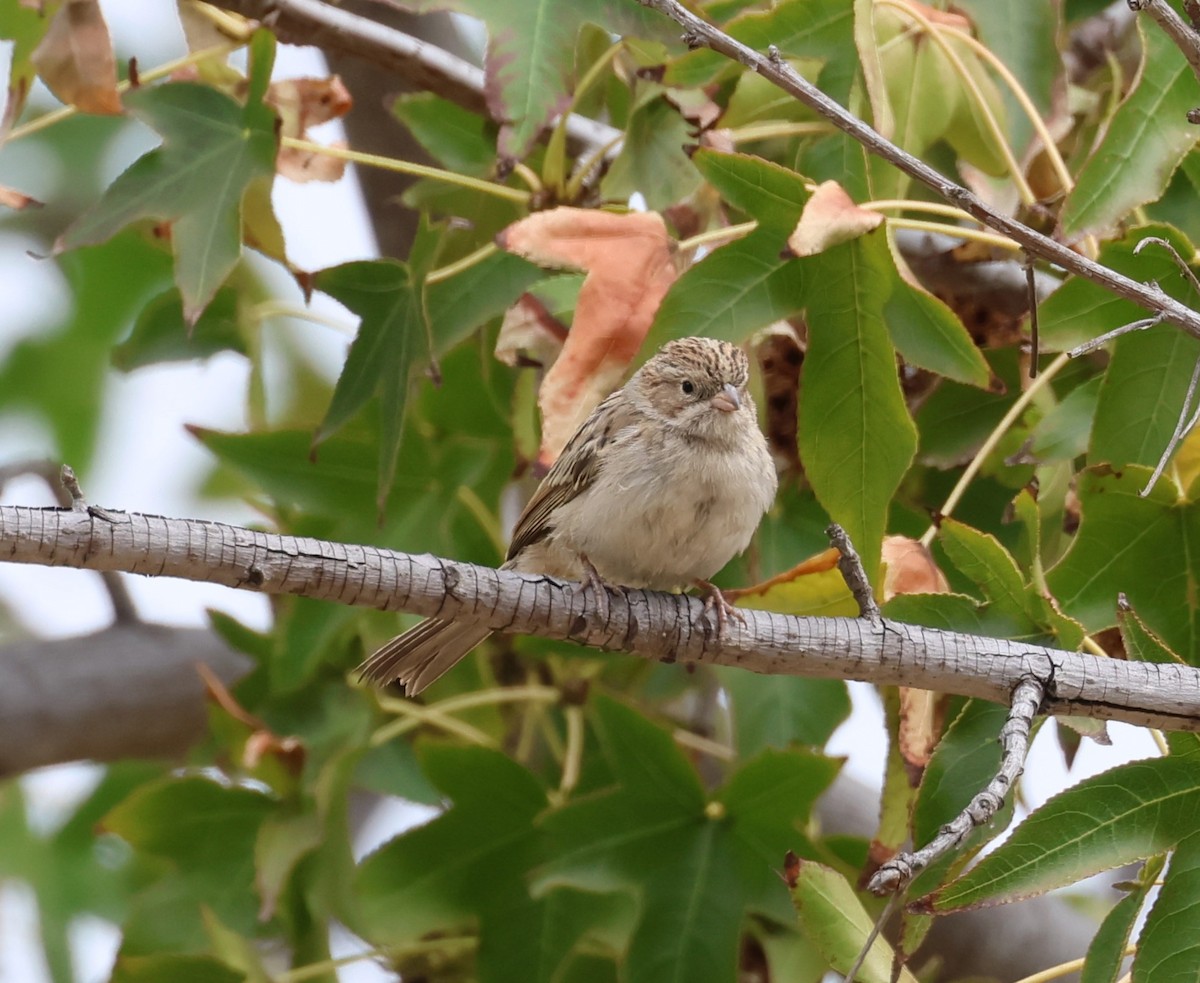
[0,624,251,777]
[2,504,1198,731]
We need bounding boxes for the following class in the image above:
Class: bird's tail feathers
[357,619,493,695]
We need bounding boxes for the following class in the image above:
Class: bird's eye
[680,380,695,395]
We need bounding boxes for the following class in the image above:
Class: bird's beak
[710,383,741,413]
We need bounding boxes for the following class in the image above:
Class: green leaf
[939,519,1028,619]
[883,272,991,388]
[720,670,850,754]
[426,250,543,355]
[918,755,1200,912]
[57,48,279,322]
[1038,224,1199,353]
[647,227,807,350]
[1134,831,1200,982]
[424,0,666,160]
[1031,376,1100,461]
[691,149,811,231]
[356,744,608,983]
[112,286,246,370]
[391,92,496,175]
[1081,856,1164,983]
[314,260,420,509]
[1047,467,1200,664]
[601,96,701,210]
[1119,600,1186,665]
[665,0,856,103]
[537,699,836,983]
[1090,321,1200,469]
[788,859,919,983]
[1062,24,1200,236]
[356,744,547,943]
[800,232,917,582]
[102,775,277,933]
[953,0,1059,156]
[883,591,1032,642]
[110,954,243,983]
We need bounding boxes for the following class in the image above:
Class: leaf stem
[371,684,561,746]
[921,352,1071,548]
[878,0,1035,205]
[1010,947,1136,983]
[281,136,532,205]
[676,220,758,255]
[425,242,498,285]
[726,120,835,143]
[885,217,1022,251]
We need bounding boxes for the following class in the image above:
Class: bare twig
[827,523,881,623]
[1134,236,1200,298]
[867,676,1045,895]
[1067,314,1164,357]
[1131,0,1200,92]
[1142,355,1200,496]
[1024,254,1040,378]
[1,504,1198,730]
[634,0,1200,342]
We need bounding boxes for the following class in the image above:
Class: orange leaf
[497,207,677,465]
[267,76,353,183]
[881,535,951,775]
[881,535,950,599]
[786,180,883,258]
[31,0,121,115]
[0,185,43,210]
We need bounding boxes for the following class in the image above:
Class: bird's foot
[580,554,621,624]
[694,580,745,638]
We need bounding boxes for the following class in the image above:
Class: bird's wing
[506,391,638,562]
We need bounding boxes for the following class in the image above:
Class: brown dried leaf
[31,0,121,115]
[786,180,883,258]
[882,535,951,774]
[495,293,569,369]
[881,535,950,599]
[0,185,44,210]
[267,76,353,183]
[498,207,678,465]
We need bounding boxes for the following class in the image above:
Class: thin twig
[843,893,903,983]
[827,524,881,623]
[1024,253,1040,378]
[1131,0,1200,90]
[1134,236,1200,298]
[635,0,1200,342]
[1141,354,1200,496]
[1067,314,1164,357]
[867,676,1045,895]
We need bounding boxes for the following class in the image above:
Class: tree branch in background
[2,503,1198,731]
[205,0,622,154]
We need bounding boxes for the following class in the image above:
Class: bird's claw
[696,580,744,638]
[581,554,619,625]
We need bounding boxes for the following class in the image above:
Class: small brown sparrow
[358,336,779,694]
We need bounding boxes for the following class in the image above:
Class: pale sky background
[0,4,1160,981]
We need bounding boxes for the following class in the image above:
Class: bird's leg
[579,554,618,624]
[694,579,746,637]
